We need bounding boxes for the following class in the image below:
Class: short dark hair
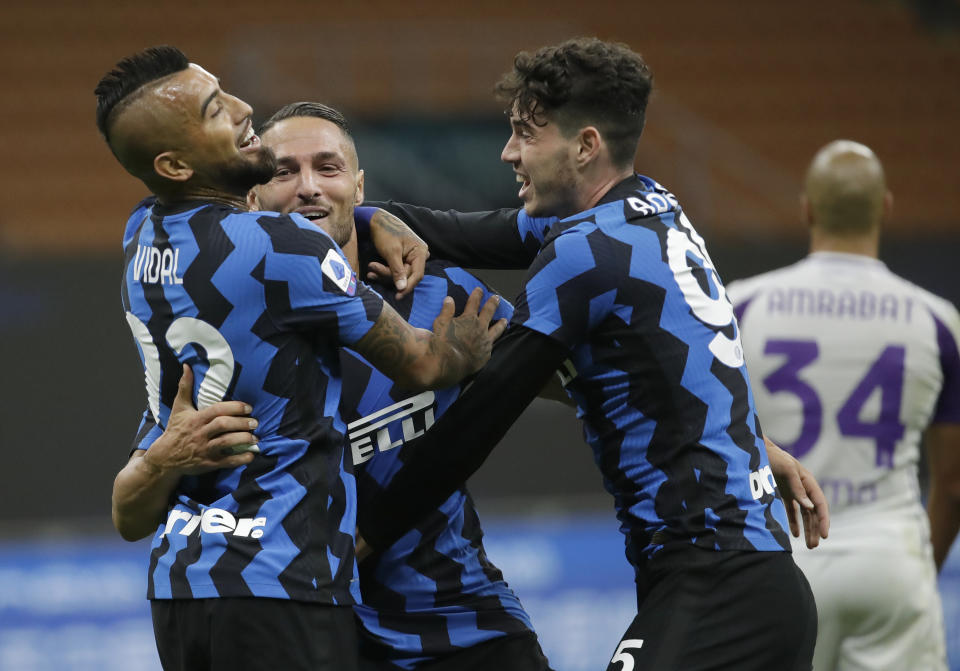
[258,102,352,140]
[495,37,653,167]
[94,45,189,143]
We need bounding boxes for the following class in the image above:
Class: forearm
[112,453,180,541]
[360,202,537,269]
[928,482,960,571]
[924,422,960,571]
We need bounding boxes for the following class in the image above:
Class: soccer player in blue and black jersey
[133,101,555,670]
[356,38,827,670]
[249,102,554,671]
[97,47,506,671]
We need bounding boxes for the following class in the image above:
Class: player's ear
[247,188,261,211]
[882,190,893,221]
[354,168,365,205]
[576,126,602,167]
[154,151,193,183]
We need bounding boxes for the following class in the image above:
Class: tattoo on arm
[371,209,413,238]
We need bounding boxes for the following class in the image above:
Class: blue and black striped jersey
[512,175,791,560]
[365,177,792,563]
[124,196,383,604]
[344,261,532,668]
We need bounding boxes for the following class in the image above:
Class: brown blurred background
[1,0,958,527]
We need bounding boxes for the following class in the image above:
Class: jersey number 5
[762,339,905,467]
[125,312,236,421]
[610,639,644,671]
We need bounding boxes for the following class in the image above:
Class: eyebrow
[200,89,220,118]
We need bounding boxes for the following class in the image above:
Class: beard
[211,146,278,197]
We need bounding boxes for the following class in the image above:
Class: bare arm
[365,208,429,299]
[927,422,960,571]
[112,366,258,541]
[352,287,507,392]
[764,435,830,549]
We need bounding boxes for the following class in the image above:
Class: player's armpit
[926,422,960,571]
[352,288,506,392]
[764,435,830,548]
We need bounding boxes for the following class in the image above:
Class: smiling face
[500,104,581,218]
[111,63,276,199]
[251,116,364,247]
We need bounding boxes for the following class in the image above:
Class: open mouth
[516,172,531,198]
[239,124,260,151]
[296,209,329,222]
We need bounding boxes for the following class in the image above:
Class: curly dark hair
[94,45,189,143]
[495,37,653,167]
[259,101,352,140]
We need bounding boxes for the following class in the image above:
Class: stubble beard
[214,146,278,198]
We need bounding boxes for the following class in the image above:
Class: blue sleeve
[259,212,384,345]
[440,266,514,322]
[130,409,163,454]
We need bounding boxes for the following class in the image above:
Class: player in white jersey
[727,140,960,671]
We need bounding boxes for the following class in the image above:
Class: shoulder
[122,196,157,246]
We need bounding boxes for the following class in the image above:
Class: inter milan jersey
[123,196,382,604]
[371,176,792,564]
[728,253,960,528]
[511,175,791,560]
[343,261,532,668]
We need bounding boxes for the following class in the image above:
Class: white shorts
[792,522,947,671]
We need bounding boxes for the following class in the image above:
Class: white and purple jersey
[728,252,960,525]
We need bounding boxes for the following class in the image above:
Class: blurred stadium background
[1,1,958,668]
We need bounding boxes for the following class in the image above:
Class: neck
[157,184,248,210]
[341,227,360,273]
[809,227,879,258]
[580,165,635,212]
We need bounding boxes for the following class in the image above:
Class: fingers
[171,364,195,413]
[432,296,456,334]
[366,261,391,282]
[463,287,483,316]
[478,293,501,324]
[213,451,256,470]
[787,500,801,539]
[196,400,254,423]
[400,247,427,299]
[489,318,508,341]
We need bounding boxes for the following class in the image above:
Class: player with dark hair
[99,46,506,671]
[130,100,554,670]
[357,37,825,670]
[249,102,553,670]
[727,140,958,671]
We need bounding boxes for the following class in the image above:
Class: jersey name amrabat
[124,197,382,604]
[728,252,960,522]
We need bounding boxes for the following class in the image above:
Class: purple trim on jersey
[933,311,960,423]
[733,296,755,324]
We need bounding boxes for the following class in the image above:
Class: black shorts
[605,549,817,671]
[359,631,553,671]
[151,597,359,671]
